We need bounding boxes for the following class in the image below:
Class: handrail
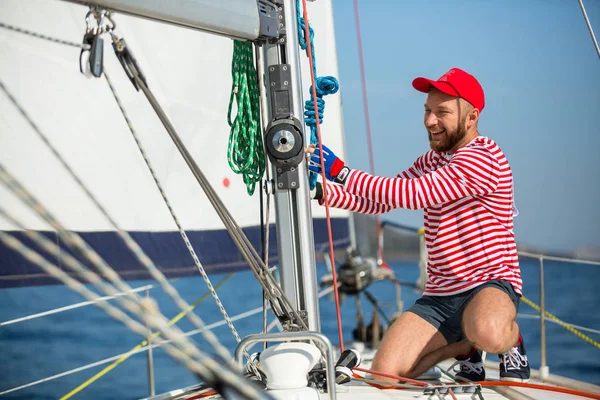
[379,220,421,234]
[377,219,427,287]
[518,313,600,335]
[518,250,600,266]
[517,250,599,380]
[377,220,423,264]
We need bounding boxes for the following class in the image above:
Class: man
[307,68,530,382]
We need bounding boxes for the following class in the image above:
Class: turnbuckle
[111,35,148,91]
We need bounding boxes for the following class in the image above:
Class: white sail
[0,0,350,286]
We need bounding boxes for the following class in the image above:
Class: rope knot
[314,76,339,97]
[297,17,314,51]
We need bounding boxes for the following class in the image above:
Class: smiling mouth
[430,130,446,137]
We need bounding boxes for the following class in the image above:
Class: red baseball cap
[412,68,485,111]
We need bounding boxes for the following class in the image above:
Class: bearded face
[427,114,469,153]
[424,90,475,153]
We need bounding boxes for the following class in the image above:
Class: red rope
[353,367,429,386]
[354,368,600,400]
[187,390,218,399]
[300,0,345,352]
[476,381,600,400]
[352,0,387,267]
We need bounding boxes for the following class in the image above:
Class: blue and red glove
[308,144,350,184]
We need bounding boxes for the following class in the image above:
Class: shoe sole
[499,377,530,383]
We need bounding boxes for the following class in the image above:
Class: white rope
[0,77,232,362]
[0,284,154,327]
[517,313,600,335]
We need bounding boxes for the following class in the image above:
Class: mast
[259,0,321,331]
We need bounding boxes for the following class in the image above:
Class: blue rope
[296,1,339,189]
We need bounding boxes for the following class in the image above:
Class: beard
[428,117,468,153]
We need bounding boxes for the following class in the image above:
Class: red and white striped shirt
[323,136,522,296]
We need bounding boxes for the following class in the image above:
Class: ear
[467,108,480,129]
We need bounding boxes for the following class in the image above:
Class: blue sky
[329,0,600,254]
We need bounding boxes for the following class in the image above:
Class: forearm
[319,182,392,215]
[343,169,422,210]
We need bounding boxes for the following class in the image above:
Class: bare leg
[406,339,472,378]
[462,287,519,354]
[370,311,447,382]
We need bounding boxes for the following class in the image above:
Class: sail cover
[0,0,350,287]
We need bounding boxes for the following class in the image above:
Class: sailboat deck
[329,360,592,400]
[321,353,599,400]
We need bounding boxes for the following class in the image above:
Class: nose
[424,112,438,128]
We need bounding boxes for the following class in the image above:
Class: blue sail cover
[0,1,350,288]
[0,220,349,288]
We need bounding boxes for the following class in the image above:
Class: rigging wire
[0,21,88,49]
[299,0,345,352]
[352,0,386,267]
[60,273,235,400]
[103,69,259,373]
[124,54,309,332]
[0,284,155,327]
[578,0,600,59]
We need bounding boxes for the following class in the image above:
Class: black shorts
[406,280,520,344]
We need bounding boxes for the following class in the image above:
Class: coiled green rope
[227,41,264,195]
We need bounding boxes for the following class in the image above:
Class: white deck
[317,345,599,400]
[147,347,600,400]
[326,360,584,400]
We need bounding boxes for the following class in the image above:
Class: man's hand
[309,181,323,200]
[306,144,350,184]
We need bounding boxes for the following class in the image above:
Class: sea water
[0,259,598,399]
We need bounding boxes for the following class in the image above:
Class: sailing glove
[308,144,350,184]
[310,181,323,200]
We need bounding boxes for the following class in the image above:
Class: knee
[371,352,412,381]
[464,320,507,354]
